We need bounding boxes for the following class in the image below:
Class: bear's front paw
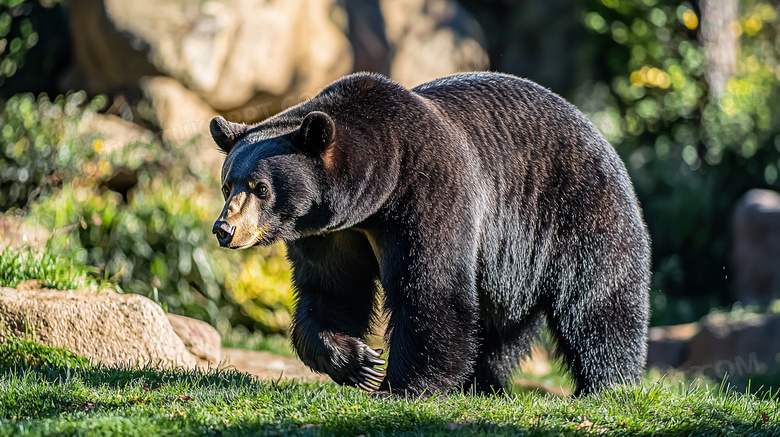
[328,339,386,393]
[297,334,386,392]
[346,345,386,393]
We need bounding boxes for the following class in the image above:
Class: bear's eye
[222,185,230,199]
[257,184,268,198]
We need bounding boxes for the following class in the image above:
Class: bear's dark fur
[210,72,650,396]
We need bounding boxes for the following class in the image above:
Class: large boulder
[79,112,156,154]
[166,313,222,365]
[687,312,779,384]
[0,287,197,367]
[69,0,353,119]
[67,0,489,123]
[733,189,780,304]
[344,0,488,89]
[0,215,50,250]
[380,0,488,88]
[646,322,698,369]
[140,76,224,179]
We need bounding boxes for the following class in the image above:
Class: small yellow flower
[682,10,698,30]
[744,14,763,35]
[92,138,104,153]
[629,66,671,89]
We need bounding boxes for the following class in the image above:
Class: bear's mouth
[227,226,269,250]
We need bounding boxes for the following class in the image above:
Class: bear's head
[209,111,336,249]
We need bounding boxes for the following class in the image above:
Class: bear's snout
[212,220,235,247]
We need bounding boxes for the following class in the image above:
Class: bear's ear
[296,111,335,157]
[210,116,250,154]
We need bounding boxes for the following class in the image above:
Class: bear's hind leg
[546,283,648,396]
[375,241,481,396]
[465,315,542,395]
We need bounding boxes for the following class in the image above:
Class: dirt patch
[219,348,327,382]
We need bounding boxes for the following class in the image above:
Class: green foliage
[0,93,294,337]
[220,328,295,358]
[0,244,106,291]
[0,361,778,436]
[0,330,91,369]
[0,0,37,87]
[0,92,106,211]
[29,159,294,335]
[576,0,780,323]
[703,298,780,324]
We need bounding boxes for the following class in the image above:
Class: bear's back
[412,73,648,319]
[411,73,636,225]
[412,73,611,166]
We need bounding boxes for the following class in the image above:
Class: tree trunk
[699,0,739,96]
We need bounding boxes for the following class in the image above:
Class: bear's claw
[347,347,386,393]
[358,381,379,392]
[361,367,385,378]
[360,370,384,385]
[367,357,386,366]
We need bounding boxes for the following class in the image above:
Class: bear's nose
[212,221,235,247]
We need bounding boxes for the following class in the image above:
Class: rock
[76,112,158,198]
[0,214,50,250]
[381,0,488,88]
[67,0,159,94]
[455,0,589,97]
[140,76,223,178]
[343,0,489,89]
[68,0,488,122]
[646,322,698,369]
[79,113,156,153]
[687,312,779,384]
[141,76,216,148]
[0,287,196,368]
[733,189,780,304]
[220,348,326,381]
[166,313,221,365]
[343,0,391,75]
[642,313,780,389]
[15,280,44,292]
[69,0,352,120]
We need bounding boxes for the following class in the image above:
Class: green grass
[0,348,778,436]
[1,247,778,435]
[0,333,91,369]
[0,245,108,291]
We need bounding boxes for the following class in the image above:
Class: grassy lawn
[1,247,779,436]
[1,340,778,436]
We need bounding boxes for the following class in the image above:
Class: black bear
[210,72,650,396]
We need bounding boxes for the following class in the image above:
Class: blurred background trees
[1,0,778,343]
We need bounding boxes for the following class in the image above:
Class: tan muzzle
[212,190,267,249]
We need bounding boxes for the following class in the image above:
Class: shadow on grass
[0,361,268,421]
[216,415,775,437]
[0,360,259,390]
[2,362,778,436]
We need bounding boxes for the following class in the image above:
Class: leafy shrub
[0,244,107,291]
[2,93,296,337]
[0,328,91,369]
[0,0,37,87]
[575,0,780,324]
[30,158,294,335]
[0,92,106,211]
